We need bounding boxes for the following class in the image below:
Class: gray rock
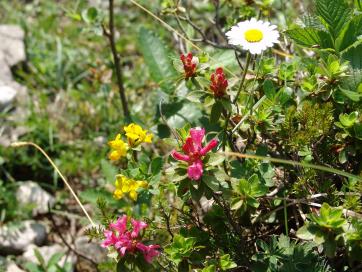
[0,258,25,272]
[75,236,107,263]
[6,261,25,272]
[0,52,13,82]
[16,181,55,216]
[0,221,47,255]
[23,244,76,270]
[0,84,17,110]
[0,25,26,66]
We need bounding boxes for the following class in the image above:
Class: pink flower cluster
[101,215,160,263]
[180,52,198,78]
[171,127,218,181]
[210,67,228,97]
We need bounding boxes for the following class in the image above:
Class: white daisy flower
[226,18,280,55]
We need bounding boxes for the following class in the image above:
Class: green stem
[233,52,252,104]
[221,52,252,152]
[283,191,288,235]
[224,151,362,182]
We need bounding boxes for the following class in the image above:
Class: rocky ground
[0,25,106,272]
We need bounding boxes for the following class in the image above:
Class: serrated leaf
[316,0,352,38]
[286,27,332,48]
[340,69,362,91]
[336,15,362,52]
[341,41,362,70]
[301,14,326,30]
[137,27,176,91]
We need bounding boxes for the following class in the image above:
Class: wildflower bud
[210,67,228,97]
[180,52,198,78]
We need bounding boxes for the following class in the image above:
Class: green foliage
[2,0,362,271]
[164,234,204,266]
[297,203,347,257]
[281,101,334,150]
[24,248,73,272]
[137,27,177,91]
[252,235,332,272]
[231,174,268,212]
[315,0,352,39]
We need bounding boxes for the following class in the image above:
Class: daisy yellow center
[244,29,263,43]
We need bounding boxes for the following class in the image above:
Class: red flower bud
[180,53,198,78]
[210,67,228,97]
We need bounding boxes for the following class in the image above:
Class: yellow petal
[129,190,138,201]
[137,181,148,188]
[109,150,121,161]
[144,134,153,143]
[113,189,123,200]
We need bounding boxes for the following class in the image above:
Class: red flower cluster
[101,215,160,263]
[171,127,218,181]
[180,53,198,78]
[210,67,228,97]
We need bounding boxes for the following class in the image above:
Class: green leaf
[47,252,64,268]
[202,265,216,272]
[137,27,176,91]
[263,79,276,99]
[231,198,244,210]
[339,87,362,102]
[101,159,118,184]
[81,7,99,24]
[220,254,237,271]
[203,175,220,191]
[340,69,362,91]
[336,15,362,52]
[354,123,362,140]
[34,248,46,268]
[206,152,225,166]
[339,112,358,127]
[210,100,223,124]
[151,157,163,175]
[249,174,268,198]
[296,225,316,240]
[24,262,42,272]
[316,0,352,38]
[341,41,362,69]
[286,27,332,48]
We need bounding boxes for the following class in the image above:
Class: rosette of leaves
[164,234,205,270]
[230,174,268,214]
[296,203,347,257]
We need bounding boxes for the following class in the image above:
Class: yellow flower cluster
[108,123,153,161]
[113,175,148,201]
[108,134,128,161]
[124,123,153,147]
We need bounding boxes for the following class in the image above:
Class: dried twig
[103,0,130,120]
